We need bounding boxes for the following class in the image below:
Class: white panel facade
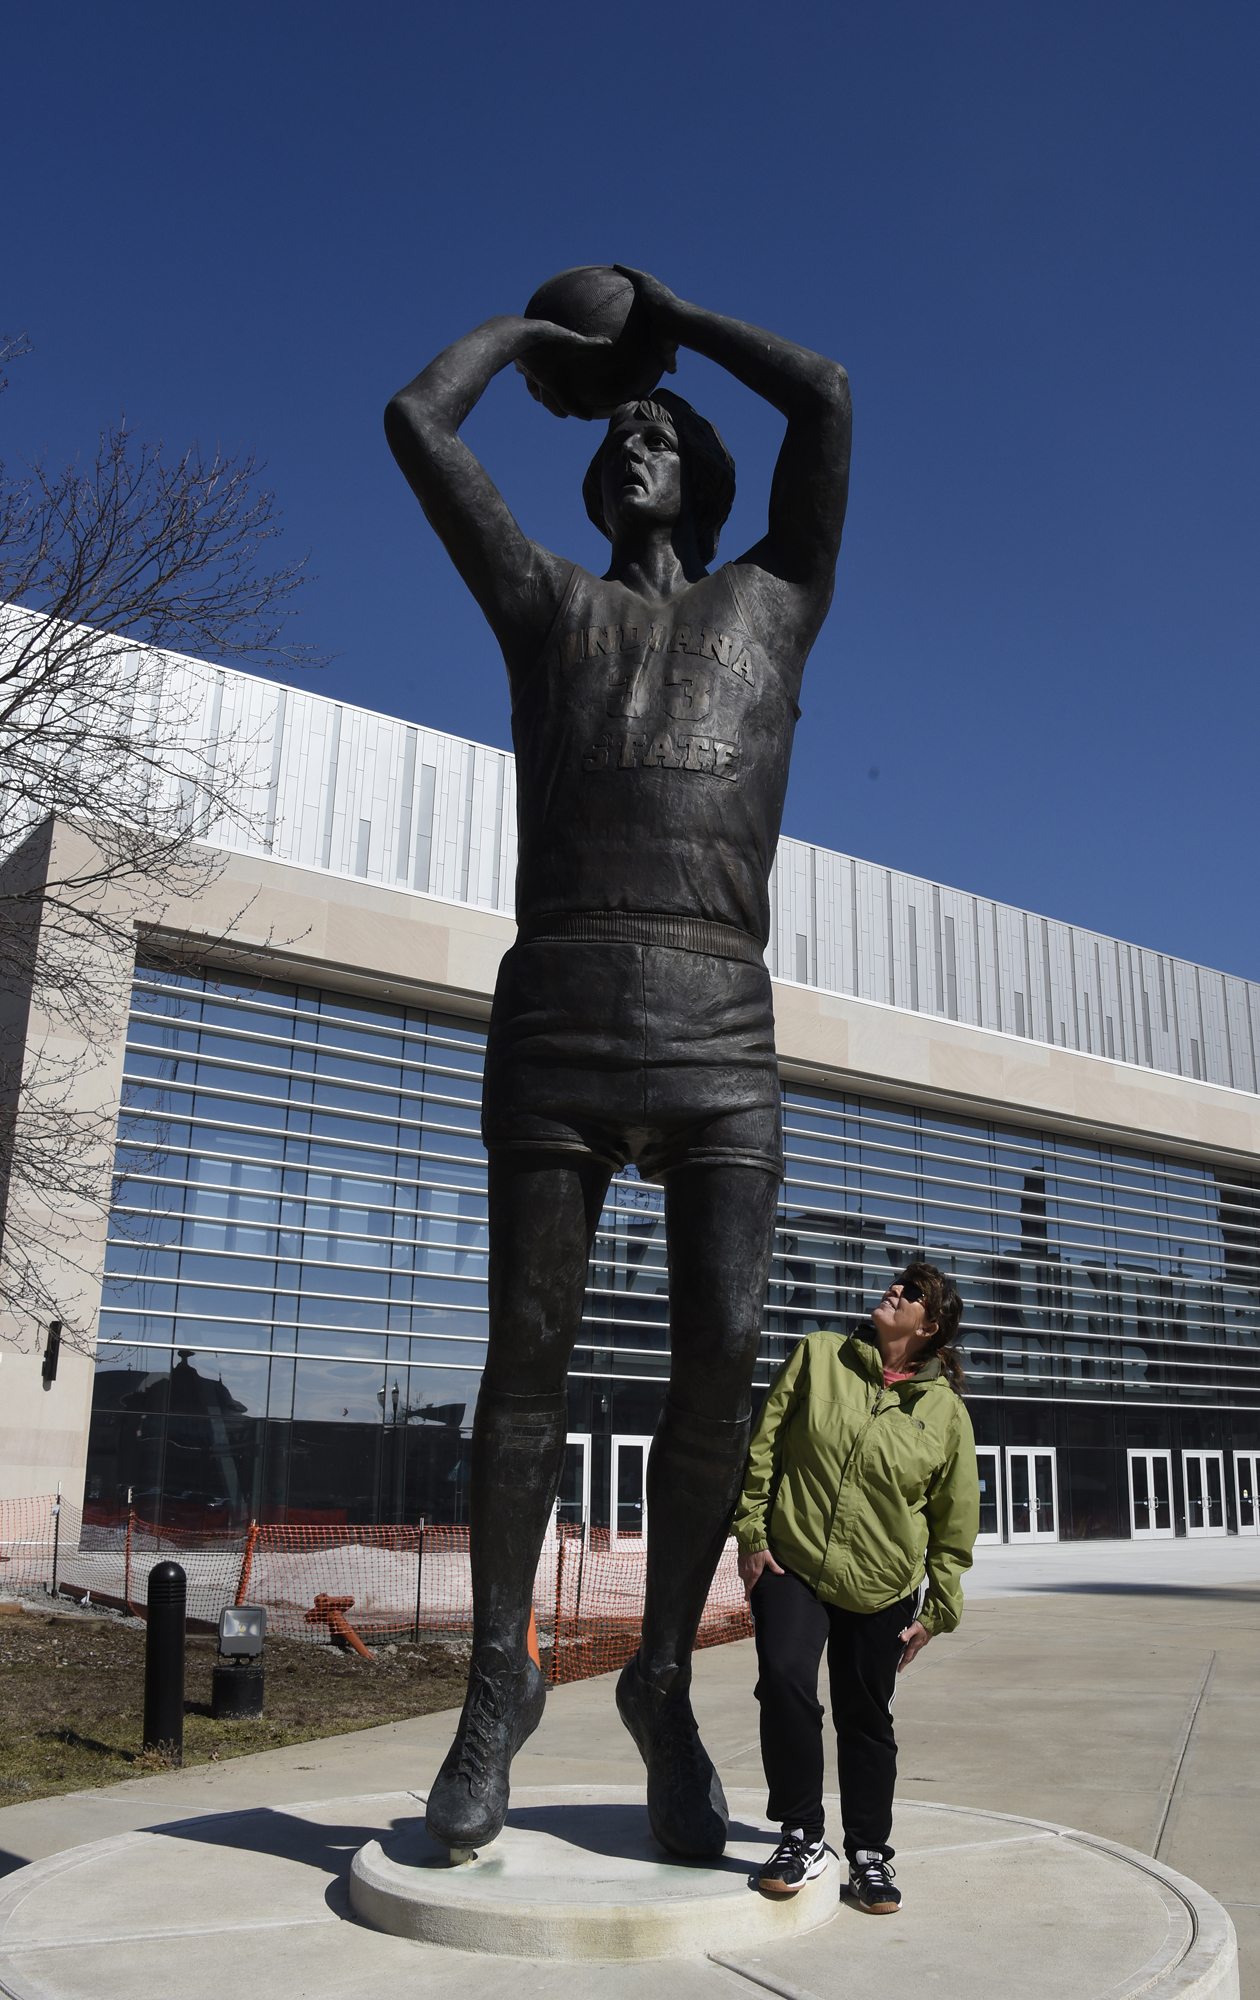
[9,624,1255,1099]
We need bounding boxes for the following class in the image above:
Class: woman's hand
[738,1548,785,1599]
[897,1620,931,1672]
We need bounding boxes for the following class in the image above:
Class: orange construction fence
[0,1495,751,1682]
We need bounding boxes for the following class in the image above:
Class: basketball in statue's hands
[516,266,671,421]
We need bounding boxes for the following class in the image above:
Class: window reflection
[88,969,1260,1531]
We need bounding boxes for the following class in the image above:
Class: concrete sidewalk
[965,1533,1260,1597]
[1,1537,1256,1992]
[1,1784,1235,2000]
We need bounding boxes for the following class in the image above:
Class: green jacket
[732,1327,980,1637]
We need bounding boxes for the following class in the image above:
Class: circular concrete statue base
[0,1787,1238,1999]
[349,1786,837,1959]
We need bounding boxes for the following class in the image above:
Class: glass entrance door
[609,1434,654,1544]
[1127,1449,1174,1539]
[975,1447,1004,1543]
[1006,1449,1058,1542]
[1183,1451,1227,1536]
[1235,1453,1260,1536]
[555,1433,591,1530]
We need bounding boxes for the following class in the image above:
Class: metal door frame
[1182,1449,1227,1537]
[1005,1447,1059,1543]
[1126,1448,1175,1540]
[555,1431,591,1530]
[975,1445,1004,1544]
[1234,1451,1260,1537]
[609,1433,654,1545]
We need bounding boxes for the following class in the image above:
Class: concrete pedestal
[349,1787,836,1958]
[0,1787,1238,1999]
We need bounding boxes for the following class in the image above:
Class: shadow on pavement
[1022,1582,1260,1601]
[503,1801,765,1874]
[148,1805,393,1876]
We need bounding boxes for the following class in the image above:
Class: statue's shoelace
[453,1665,508,1795]
[654,1697,710,1788]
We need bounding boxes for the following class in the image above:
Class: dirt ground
[0,1602,476,1804]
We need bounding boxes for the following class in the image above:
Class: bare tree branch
[0,341,322,1350]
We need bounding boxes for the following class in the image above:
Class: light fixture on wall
[41,1321,62,1390]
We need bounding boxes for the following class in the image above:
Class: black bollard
[143,1560,186,1763]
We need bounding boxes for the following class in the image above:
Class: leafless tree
[0,333,319,1350]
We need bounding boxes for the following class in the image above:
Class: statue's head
[583,391,736,566]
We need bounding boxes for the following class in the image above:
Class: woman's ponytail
[901,1260,966,1396]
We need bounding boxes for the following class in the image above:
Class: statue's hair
[582,391,736,566]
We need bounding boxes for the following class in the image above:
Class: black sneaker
[848,1849,900,1913]
[424,1646,546,1850]
[757,1827,829,1896]
[615,1656,729,1857]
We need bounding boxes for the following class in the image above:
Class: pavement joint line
[880,1798,1065,1833]
[1060,1832,1202,1959]
[708,1951,828,2000]
[1152,1651,1217,1860]
[0,1963,39,2000]
[713,1739,762,1762]
[895,1831,1059,1859]
[5,1917,340,1954]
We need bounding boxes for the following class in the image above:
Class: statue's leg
[424,1151,610,1850]
[616,1163,779,1857]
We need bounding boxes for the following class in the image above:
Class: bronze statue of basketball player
[385,268,850,1857]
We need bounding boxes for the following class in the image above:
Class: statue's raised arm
[383,315,608,674]
[613,266,851,661]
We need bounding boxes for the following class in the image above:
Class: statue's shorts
[481,940,783,1181]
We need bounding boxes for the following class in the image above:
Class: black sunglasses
[897,1279,926,1306]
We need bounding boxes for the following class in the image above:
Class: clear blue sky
[5,2,1257,978]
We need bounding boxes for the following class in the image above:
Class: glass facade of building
[86,964,1260,1539]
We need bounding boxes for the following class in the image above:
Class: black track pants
[750,1564,920,1860]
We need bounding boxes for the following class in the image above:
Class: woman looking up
[733,1262,979,1912]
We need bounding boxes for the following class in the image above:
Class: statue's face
[600,411,683,542]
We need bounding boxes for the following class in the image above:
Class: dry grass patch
[0,1606,474,1804]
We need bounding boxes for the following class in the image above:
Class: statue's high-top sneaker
[424,1645,547,1850]
[615,1655,729,1857]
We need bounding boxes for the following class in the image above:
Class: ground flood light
[212,1602,266,1719]
[218,1605,266,1655]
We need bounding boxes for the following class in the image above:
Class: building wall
[145,841,1260,1169]
[19,624,1247,1099]
[87,951,1260,1538]
[2,672,1258,1524]
[0,822,134,1501]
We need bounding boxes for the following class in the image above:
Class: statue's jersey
[511,564,800,946]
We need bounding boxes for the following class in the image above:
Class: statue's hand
[613,267,682,372]
[516,316,613,356]
[511,318,615,416]
[613,266,681,321]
